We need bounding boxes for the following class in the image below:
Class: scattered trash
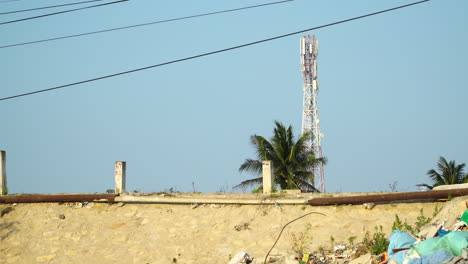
[375,251,388,264]
[437,229,450,237]
[452,221,467,231]
[300,253,309,264]
[274,202,282,211]
[406,249,454,264]
[413,231,468,257]
[417,224,442,239]
[460,209,468,226]
[234,222,250,231]
[387,230,416,264]
[333,244,346,252]
[388,231,416,257]
[350,205,468,264]
[444,248,468,264]
[228,251,256,264]
[58,214,66,220]
[364,203,376,210]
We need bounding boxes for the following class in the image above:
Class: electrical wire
[0,0,430,102]
[0,0,294,49]
[0,0,128,25]
[0,0,104,15]
[0,0,21,3]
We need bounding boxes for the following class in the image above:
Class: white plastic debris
[334,244,346,252]
[228,251,256,264]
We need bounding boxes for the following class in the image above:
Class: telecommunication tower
[300,35,325,192]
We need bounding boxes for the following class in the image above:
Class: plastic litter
[300,253,309,264]
[228,251,255,264]
[376,252,389,264]
[334,244,346,252]
[388,230,417,263]
[444,248,468,264]
[412,231,468,257]
[460,209,468,225]
[453,221,467,231]
[391,249,411,264]
[402,249,421,264]
[437,229,451,238]
[406,249,454,264]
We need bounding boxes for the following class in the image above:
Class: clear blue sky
[1,0,467,194]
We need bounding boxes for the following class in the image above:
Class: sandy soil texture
[0,194,466,264]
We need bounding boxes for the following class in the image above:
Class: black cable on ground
[0,0,430,102]
[0,0,127,25]
[263,212,326,264]
[0,0,293,49]
[0,0,104,15]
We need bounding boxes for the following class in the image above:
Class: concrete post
[0,151,6,195]
[114,161,126,194]
[262,160,273,194]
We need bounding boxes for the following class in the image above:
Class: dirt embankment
[0,194,466,264]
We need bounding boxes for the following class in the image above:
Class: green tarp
[413,231,468,257]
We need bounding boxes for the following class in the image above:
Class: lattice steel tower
[300,35,325,192]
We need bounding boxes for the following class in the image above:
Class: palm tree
[236,121,326,192]
[418,156,467,190]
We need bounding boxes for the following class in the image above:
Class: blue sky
[1,0,467,194]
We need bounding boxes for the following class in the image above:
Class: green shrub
[252,186,263,193]
[290,223,313,254]
[348,236,357,247]
[392,205,439,236]
[361,226,389,255]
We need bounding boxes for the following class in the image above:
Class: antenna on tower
[300,35,325,192]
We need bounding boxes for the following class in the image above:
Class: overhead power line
[0,0,104,15]
[0,0,21,3]
[0,0,294,49]
[0,0,127,25]
[0,0,430,102]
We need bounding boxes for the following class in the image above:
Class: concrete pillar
[114,161,126,194]
[0,151,6,195]
[262,160,274,194]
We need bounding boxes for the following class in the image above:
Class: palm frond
[294,177,320,193]
[427,169,445,185]
[239,159,262,174]
[251,135,274,160]
[416,183,433,190]
[233,177,263,189]
[426,157,467,187]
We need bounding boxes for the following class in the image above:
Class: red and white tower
[300,35,325,192]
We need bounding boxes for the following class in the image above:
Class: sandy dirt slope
[0,194,466,264]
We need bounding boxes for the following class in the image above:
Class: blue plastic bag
[407,249,454,264]
[388,230,417,264]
